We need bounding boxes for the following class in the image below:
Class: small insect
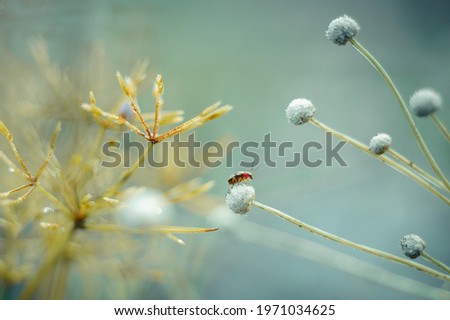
[228,171,253,186]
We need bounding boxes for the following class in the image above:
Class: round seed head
[400,234,426,259]
[326,15,360,45]
[226,184,255,215]
[369,133,392,155]
[286,98,316,125]
[409,88,442,117]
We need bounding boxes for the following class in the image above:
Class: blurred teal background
[1,0,449,299]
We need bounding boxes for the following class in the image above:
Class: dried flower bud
[400,234,426,259]
[153,74,164,96]
[286,98,315,125]
[326,15,360,45]
[89,91,96,105]
[369,133,392,155]
[226,184,255,215]
[200,101,221,117]
[409,88,442,117]
[116,71,130,96]
[203,105,233,122]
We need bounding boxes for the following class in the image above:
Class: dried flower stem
[421,252,450,274]
[387,149,445,190]
[252,200,450,282]
[152,74,163,138]
[35,183,72,218]
[0,121,32,178]
[153,100,160,137]
[349,38,450,191]
[19,228,74,299]
[1,185,35,204]
[1,122,61,204]
[0,151,29,180]
[35,122,61,179]
[309,118,450,205]
[232,219,450,299]
[116,72,153,140]
[153,103,232,143]
[82,101,147,139]
[85,224,218,234]
[0,183,34,198]
[431,114,450,143]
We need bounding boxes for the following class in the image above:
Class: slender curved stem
[387,149,445,190]
[350,39,450,191]
[252,200,450,282]
[309,118,450,205]
[231,219,450,299]
[431,114,450,143]
[85,224,218,234]
[36,183,72,218]
[421,252,450,274]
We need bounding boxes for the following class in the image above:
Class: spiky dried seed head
[369,133,392,155]
[226,184,255,215]
[409,88,442,117]
[286,98,316,125]
[326,15,360,45]
[400,234,426,259]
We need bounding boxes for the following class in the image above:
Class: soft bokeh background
[1,0,449,299]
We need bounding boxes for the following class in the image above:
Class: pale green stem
[431,114,450,143]
[350,38,450,191]
[387,149,445,190]
[231,219,450,299]
[421,252,450,274]
[309,118,450,205]
[252,200,450,282]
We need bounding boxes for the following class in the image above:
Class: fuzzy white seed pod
[400,234,426,259]
[326,15,360,45]
[369,133,392,155]
[286,98,316,125]
[226,184,255,215]
[409,88,442,117]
